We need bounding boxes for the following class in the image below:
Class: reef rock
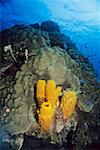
[33,46,80,91]
[41,20,60,32]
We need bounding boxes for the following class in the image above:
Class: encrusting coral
[36,80,77,132]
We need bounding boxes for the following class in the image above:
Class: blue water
[0,0,100,80]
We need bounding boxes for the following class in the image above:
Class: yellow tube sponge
[56,86,62,97]
[38,102,55,131]
[60,91,77,120]
[46,80,60,108]
[46,80,56,101]
[36,80,46,103]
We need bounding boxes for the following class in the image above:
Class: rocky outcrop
[41,21,60,32]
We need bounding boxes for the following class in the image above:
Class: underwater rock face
[30,23,40,29]
[41,20,60,32]
[0,23,99,149]
[49,32,71,49]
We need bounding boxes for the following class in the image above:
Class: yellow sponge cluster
[36,80,77,131]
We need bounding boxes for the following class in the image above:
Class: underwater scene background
[0,0,100,150]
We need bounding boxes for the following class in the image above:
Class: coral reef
[0,22,99,149]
